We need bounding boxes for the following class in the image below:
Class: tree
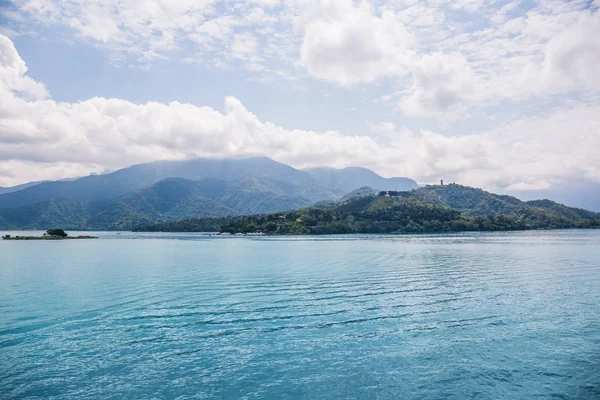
[46,229,68,238]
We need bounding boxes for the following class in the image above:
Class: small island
[2,229,98,240]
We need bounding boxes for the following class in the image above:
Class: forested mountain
[136,184,600,234]
[2,157,599,231]
[0,199,92,230]
[0,157,416,230]
[0,157,327,209]
[0,177,323,230]
[82,179,235,230]
[411,184,600,223]
[341,186,379,200]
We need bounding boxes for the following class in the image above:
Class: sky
[0,0,599,193]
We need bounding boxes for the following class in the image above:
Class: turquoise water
[1,230,599,399]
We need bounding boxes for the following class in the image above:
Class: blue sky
[0,0,599,192]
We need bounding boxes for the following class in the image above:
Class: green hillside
[81,178,234,230]
[0,157,428,230]
[411,184,600,226]
[0,176,323,230]
[0,157,330,209]
[218,176,311,214]
[0,199,91,230]
[136,184,600,234]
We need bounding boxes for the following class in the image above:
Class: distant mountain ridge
[0,157,418,230]
[0,177,314,230]
[305,167,418,195]
[0,181,45,195]
[0,157,326,209]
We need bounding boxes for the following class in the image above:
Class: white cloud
[300,0,415,85]
[451,0,484,13]
[296,0,484,116]
[505,181,551,191]
[5,0,600,118]
[248,0,280,8]
[399,52,479,117]
[1,33,600,197]
[230,33,260,60]
[7,0,281,67]
[296,0,600,116]
[0,35,48,100]
[490,1,521,25]
[449,0,600,102]
[538,10,600,92]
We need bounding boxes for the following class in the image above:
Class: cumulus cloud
[538,10,600,92]
[0,35,48,100]
[300,0,415,85]
[297,0,600,116]
[1,34,600,197]
[454,0,600,102]
[297,0,485,116]
[399,52,479,117]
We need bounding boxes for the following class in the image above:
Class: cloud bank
[4,0,600,118]
[1,33,599,193]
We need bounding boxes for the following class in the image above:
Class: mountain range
[137,184,600,234]
[0,157,419,230]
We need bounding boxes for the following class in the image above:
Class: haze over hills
[305,167,418,195]
[0,157,412,230]
[0,157,327,209]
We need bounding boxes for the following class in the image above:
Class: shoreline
[134,226,600,235]
[2,228,598,239]
[2,236,98,240]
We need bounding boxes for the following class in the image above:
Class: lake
[1,230,599,399]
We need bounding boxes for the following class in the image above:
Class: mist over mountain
[305,167,418,195]
[0,157,321,209]
[0,157,414,230]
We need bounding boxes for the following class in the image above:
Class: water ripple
[1,230,600,399]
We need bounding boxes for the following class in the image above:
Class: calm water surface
[1,230,599,399]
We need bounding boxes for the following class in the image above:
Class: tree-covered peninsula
[134,184,600,235]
